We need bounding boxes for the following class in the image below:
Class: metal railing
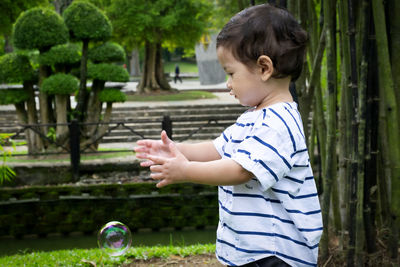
[1,116,226,179]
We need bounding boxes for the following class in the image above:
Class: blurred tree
[107,0,213,93]
[0,0,49,53]
[13,7,69,138]
[63,0,112,121]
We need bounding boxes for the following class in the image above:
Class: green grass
[0,244,216,267]
[163,61,198,73]
[126,90,216,102]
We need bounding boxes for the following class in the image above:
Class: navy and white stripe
[213,102,323,267]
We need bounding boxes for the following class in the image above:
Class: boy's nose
[226,80,232,90]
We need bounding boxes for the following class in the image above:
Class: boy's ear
[257,55,273,81]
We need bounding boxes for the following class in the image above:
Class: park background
[0,0,399,266]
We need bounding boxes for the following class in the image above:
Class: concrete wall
[195,34,226,85]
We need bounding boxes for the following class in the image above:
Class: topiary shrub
[12,8,69,52]
[0,53,35,83]
[63,1,112,42]
[88,42,125,63]
[39,43,81,66]
[41,73,79,95]
[0,89,29,105]
[99,88,126,103]
[87,63,129,82]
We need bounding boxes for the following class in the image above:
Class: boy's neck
[256,77,293,110]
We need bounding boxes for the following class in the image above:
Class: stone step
[0,103,244,144]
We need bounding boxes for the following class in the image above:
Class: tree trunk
[130,49,141,76]
[55,94,68,140]
[4,35,13,53]
[23,81,41,154]
[38,64,50,135]
[75,40,89,121]
[80,102,113,149]
[137,41,171,93]
[84,79,105,137]
[372,0,400,259]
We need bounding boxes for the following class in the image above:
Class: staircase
[0,103,247,145]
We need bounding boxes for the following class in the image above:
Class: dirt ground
[122,253,224,266]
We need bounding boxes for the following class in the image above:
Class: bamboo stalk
[355,0,370,264]
[320,0,337,261]
[372,0,400,260]
[346,0,359,265]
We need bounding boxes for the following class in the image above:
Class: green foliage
[0,244,216,267]
[0,89,29,105]
[39,43,81,66]
[107,0,212,50]
[46,127,56,142]
[0,53,35,83]
[87,63,129,82]
[126,90,216,102]
[0,0,49,36]
[63,1,112,42]
[88,42,125,63]
[12,7,69,51]
[0,133,16,185]
[98,88,126,103]
[40,73,79,95]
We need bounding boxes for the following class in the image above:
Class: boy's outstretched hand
[134,130,174,167]
[134,131,189,188]
[147,142,189,188]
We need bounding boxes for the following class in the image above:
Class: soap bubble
[98,221,132,256]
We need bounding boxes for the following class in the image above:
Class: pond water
[0,227,217,257]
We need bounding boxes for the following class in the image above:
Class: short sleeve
[231,125,294,191]
[213,125,233,157]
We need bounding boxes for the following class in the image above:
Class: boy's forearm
[182,159,253,186]
[176,141,221,162]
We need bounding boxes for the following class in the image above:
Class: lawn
[163,61,198,74]
[0,244,218,267]
[126,90,216,102]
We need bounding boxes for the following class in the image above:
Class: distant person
[135,4,322,267]
[174,64,182,83]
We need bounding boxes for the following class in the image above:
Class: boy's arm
[135,131,221,166]
[177,141,221,162]
[148,143,253,188]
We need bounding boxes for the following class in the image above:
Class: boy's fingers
[150,165,162,173]
[150,172,164,180]
[156,179,169,188]
[140,160,154,167]
[161,130,172,145]
[147,154,165,164]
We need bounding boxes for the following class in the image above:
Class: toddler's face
[217,46,269,108]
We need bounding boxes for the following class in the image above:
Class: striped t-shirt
[213,102,323,267]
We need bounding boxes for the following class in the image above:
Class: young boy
[135,4,322,267]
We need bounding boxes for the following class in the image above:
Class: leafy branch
[0,133,16,185]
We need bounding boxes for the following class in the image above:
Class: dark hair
[216,4,308,81]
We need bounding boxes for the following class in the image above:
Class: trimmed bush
[12,8,69,51]
[39,43,81,66]
[0,53,35,83]
[99,88,126,103]
[0,89,29,105]
[41,73,79,95]
[89,42,126,63]
[87,63,129,82]
[63,1,112,42]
